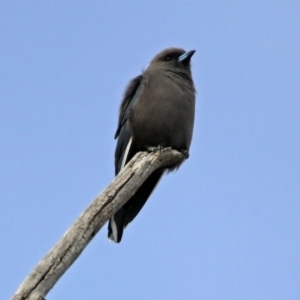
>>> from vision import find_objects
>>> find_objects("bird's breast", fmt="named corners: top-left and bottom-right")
top-left (128, 72), bottom-right (195, 151)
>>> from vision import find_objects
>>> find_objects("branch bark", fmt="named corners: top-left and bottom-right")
top-left (11, 148), bottom-right (185, 300)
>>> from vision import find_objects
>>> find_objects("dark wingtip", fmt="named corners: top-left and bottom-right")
top-left (108, 222), bottom-right (123, 243)
top-left (108, 210), bottom-right (126, 243)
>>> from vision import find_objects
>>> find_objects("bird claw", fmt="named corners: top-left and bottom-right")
top-left (147, 146), bottom-right (189, 159)
top-left (147, 145), bottom-right (165, 152)
top-left (180, 149), bottom-right (189, 159)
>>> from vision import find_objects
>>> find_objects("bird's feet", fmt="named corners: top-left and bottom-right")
top-left (147, 145), bottom-right (189, 159)
top-left (147, 145), bottom-right (165, 152)
top-left (179, 149), bottom-right (189, 159)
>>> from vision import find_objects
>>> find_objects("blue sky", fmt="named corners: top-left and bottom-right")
top-left (1, 1), bottom-right (300, 299)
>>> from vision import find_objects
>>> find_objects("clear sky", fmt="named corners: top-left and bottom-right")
top-left (1, 1), bottom-right (300, 299)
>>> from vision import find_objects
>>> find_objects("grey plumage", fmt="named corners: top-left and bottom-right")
top-left (108, 47), bottom-right (196, 243)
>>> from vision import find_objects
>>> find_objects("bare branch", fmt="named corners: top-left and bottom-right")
top-left (11, 148), bottom-right (185, 300)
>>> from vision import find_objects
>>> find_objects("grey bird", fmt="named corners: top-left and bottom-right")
top-left (108, 47), bottom-right (196, 243)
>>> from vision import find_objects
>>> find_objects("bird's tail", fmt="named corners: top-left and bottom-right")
top-left (108, 171), bottom-right (163, 243)
top-left (108, 207), bottom-right (127, 243)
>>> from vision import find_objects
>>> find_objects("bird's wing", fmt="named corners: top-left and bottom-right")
top-left (109, 75), bottom-right (145, 242)
top-left (115, 75), bottom-right (143, 139)
top-left (114, 74), bottom-right (143, 175)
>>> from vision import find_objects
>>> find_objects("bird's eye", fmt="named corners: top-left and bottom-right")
top-left (165, 56), bottom-right (171, 61)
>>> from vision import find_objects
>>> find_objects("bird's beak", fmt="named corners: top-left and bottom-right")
top-left (178, 50), bottom-right (196, 63)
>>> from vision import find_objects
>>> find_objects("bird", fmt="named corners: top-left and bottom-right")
top-left (108, 47), bottom-right (196, 243)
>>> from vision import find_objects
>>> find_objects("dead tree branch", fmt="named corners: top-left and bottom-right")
top-left (11, 148), bottom-right (185, 300)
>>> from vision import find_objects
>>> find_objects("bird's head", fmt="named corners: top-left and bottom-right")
top-left (148, 48), bottom-right (196, 74)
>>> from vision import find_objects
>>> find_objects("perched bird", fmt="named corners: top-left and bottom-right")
top-left (108, 47), bottom-right (196, 243)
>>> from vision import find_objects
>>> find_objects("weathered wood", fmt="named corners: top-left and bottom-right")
top-left (11, 148), bottom-right (185, 300)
